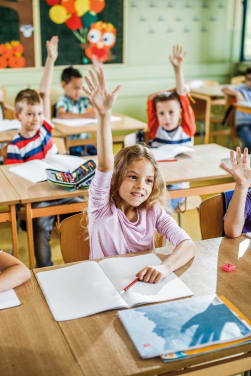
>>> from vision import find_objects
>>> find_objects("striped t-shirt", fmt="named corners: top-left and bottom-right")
top-left (5, 120), bottom-right (58, 164)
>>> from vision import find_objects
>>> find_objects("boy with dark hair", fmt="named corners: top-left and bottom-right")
top-left (55, 65), bottom-right (96, 156)
top-left (5, 37), bottom-right (83, 267)
top-left (222, 67), bottom-right (251, 151)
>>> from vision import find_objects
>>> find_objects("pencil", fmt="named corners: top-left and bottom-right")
top-left (188, 94), bottom-right (196, 104)
top-left (120, 278), bottom-right (139, 294)
top-left (158, 159), bottom-right (178, 162)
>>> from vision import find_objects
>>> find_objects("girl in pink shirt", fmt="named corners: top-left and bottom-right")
top-left (83, 58), bottom-right (195, 283)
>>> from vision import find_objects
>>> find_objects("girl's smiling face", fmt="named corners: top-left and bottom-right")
top-left (118, 158), bottom-right (154, 210)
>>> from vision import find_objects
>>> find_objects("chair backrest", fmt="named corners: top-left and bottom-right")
top-left (59, 212), bottom-right (90, 263)
top-left (52, 137), bottom-right (66, 154)
top-left (59, 212), bottom-right (165, 263)
top-left (231, 75), bottom-right (245, 85)
top-left (199, 194), bottom-right (224, 239)
top-left (0, 144), bottom-right (8, 164)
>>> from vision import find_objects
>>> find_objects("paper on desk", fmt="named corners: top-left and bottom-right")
top-left (150, 145), bottom-right (195, 161)
top-left (0, 120), bottom-right (21, 132)
top-left (0, 289), bottom-right (21, 310)
top-left (53, 116), bottom-right (121, 127)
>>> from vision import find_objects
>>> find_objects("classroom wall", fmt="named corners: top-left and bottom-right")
top-left (0, 0), bottom-right (243, 122)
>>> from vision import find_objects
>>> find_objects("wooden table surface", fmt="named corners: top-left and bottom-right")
top-left (0, 168), bottom-right (20, 206)
top-left (235, 102), bottom-right (251, 114)
top-left (30, 237), bottom-right (251, 376)
top-left (53, 114), bottom-right (146, 136)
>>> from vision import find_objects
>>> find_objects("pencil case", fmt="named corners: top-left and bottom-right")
top-left (45, 159), bottom-right (96, 189)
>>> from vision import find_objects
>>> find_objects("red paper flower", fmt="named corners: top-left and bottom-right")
top-left (45, 0), bottom-right (60, 5)
top-left (61, 0), bottom-right (75, 14)
top-left (90, 0), bottom-right (105, 13)
top-left (66, 13), bottom-right (83, 30)
top-left (0, 44), bottom-right (7, 55)
top-left (8, 56), bottom-right (26, 68)
top-left (0, 56), bottom-right (7, 69)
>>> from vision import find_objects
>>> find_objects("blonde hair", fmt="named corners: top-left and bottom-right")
top-left (110, 144), bottom-right (166, 209)
top-left (15, 89), bottom-right (43, 113)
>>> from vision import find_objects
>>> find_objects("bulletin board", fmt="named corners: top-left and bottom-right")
top-left (39, 0), bottom-right (124, 66)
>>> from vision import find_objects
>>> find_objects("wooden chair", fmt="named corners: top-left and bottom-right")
top-left (199, 194), bottom-right (224, 239)
top-left (52, 137), bottom-right (66, 154)
top-left (59, 212), bottom-right (165, 263)
top-left (231, 75), bottom-right (245, 85)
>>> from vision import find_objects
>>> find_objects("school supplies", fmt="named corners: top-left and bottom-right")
top-left (118, 295), bottom-right (251, 359)
top-left (35, 253), bottom-right (193, 321)
top-left (52, 115), bottom-right (121, 127)
top-left (150, 145), bottom-right (195, 162)
top-left (0, 289), bottom-right (21, 310)
top-left (46, 159), bottom-right (96, 189)
top-left (8, 154), bottom-right (88, 183)
top-left (120, 278), bottom-right (139, 294)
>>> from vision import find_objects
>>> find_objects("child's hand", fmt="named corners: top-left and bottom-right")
top-left (169, 44), bottom-right (186, 69)
top-left (136, 264), bottom-right (171, 284)
top-left (82, 57), bottom-right (121, 115)
top-left (46, 36), bottom-right (58, 62)
top-left (220, 147), bottom-right (251, 186)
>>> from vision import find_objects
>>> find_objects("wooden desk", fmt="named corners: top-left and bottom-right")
top-left (30, 237), bottom-right (251, 376)
top-left (160, 144), bottom-right (235, 198)
top-left (53, 114), bottom-right (146, 152)
top-left (0, 274), bottom-right (83, 376)
top-left (190, 86), bottom-right (225, 144)
top-left (235, 102), bottom-right (251, 114)
top-left (0, 169), bottom-right (19, 258)
top-left (1, 165), bottom-right (88, 269)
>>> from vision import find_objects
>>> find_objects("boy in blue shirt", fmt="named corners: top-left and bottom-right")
top-left (55, 66), bottom-right (97, 156)
top-left (222, 67), bottom-right (251, 151)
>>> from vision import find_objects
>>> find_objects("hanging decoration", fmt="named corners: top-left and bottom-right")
top-left (46, 0), bottom-right (116, 62)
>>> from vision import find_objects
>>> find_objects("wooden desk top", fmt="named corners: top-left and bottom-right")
top-left (0, 273), bottom-right (83, 376)
top-left (53, 114), bottom-right (146, 136)
top-left (0, 168), bottom-right (20, 205)
top-left (159, 143), bottom-right (232, 184)
top-left (1, 165), bottom-right (89, 204)
top-left (235, 102), bottom-right (251, 114)
top-left (190, 86), bottom-right (225, 97)
top-left (31, 237), bottom-right (251, 376)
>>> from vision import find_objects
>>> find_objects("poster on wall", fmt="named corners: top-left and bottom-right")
top-left (40, 0), bottom-right (123, 66)
top-left (0, 0), bottom-right (35, 69)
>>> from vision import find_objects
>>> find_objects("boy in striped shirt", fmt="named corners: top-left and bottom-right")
top-left (5, 36), bottom-right (83, 267)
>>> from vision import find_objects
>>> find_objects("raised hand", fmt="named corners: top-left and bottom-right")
top-left (169, 44), bottom-right (186, 69)
top-left (46, 35), bottom-right (58, 62)
top-left (82, 57), bottom-right (121, 115)
top-left (220, 147), bottom-right (251, 186)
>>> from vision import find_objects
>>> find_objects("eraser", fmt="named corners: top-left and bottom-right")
top-left (222, 263), bottom-right (236, 272)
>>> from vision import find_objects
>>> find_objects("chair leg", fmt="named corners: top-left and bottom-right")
top-left (177, 211), bottom-right (181, 227)
top-left (244, 371), bottom-right (251, 376)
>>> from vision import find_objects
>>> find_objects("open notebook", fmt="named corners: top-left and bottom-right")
top-left (35, 253), bottom-right (193, 322)
top-left (9, 154), bottom-right (86, 183)
top-left (0, 120), bottom-right (21, 132)
top-left (118, 295), bottom-right (251, 359)
top-left (52, 115), bottom-right (121, 127)
top-left (150, 145), bottom-right (195, 161)
top-left (0, 289), bottom-right (21, 310)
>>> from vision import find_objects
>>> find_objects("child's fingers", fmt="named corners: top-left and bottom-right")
top-left (219, 162), bottom-right (232, 174)
top-left (243, 147), bottom-right (249, 166)
top-left (89, 70), bottom-right (98, 89)
top-left (236, 147), bottom-right (242, 164)
top-left (82, 85), bottom-right (91, 97)
top-left (84, 75), bottom-right (95, 92)
top-left (111, 84), bottom-right (121, 99)
top-left (230, 150), bottom-right (236, 165)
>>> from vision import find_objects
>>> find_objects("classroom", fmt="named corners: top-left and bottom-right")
top-left (0, 0), bottom-right (251, 375)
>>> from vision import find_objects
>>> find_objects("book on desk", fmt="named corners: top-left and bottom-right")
top-left (35, 253), bottom-right (193, 322)
top-left (150, 145), bottom-right (195, 162)
top-left (118, 294), bottom-right (251, 359)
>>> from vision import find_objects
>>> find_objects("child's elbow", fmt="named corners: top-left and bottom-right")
top-left (22, 266), bottom-right (31, 283)
top-left (224, 228), bottom-right (242, 238)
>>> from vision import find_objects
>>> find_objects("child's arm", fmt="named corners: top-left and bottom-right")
top-left (0, 251), bottom-right (30, 291)
top-left (82, 58), bottom-right (121, 172)
top-left (39, 36), bottom-right (58, 120)
top-left (169, 44), bottom-right (186, 96)
top-left (222, 87), bottom-right (245, 102)
top-left (220, 147), bottom-right (251, 237)
top-left (136, 239), bottom-right (196, 283)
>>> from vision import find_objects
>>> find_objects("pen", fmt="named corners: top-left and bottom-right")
top-left (188, 93), bottom-right (196, 104)
top-left (120, 278), bottom-right (139, 294)
top-left (158, 159), bottom-right (178, 162)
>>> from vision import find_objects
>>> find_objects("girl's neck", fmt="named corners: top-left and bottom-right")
top-left (118, 202), bottom-right (138, 222)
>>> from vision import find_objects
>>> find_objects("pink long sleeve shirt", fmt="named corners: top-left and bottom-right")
top-left (88, 170), bottom-right (191, 259)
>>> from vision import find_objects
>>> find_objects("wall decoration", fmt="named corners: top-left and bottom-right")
top-left (0, 1), bottom-right (34, 68)
top-left (40, 0), bottom-right (123, 65)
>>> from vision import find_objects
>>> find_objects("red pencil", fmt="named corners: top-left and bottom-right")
top-left (158, 159), bottom-right (178, 162)
top-left (120, 278), bottom-right (139, 294)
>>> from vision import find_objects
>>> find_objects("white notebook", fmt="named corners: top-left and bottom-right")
top-left (150, 145), bottom-right (195, 161)
top-left (9, 154), bottom-right (86, 183)
top-left (52, 116), bottom-right (121, 127)
top-left (0, 289), bottom-right (21, 310)
top-left (0, 120), bottom-right (21, 132)
top-left (35, 253), bottom-right (193, 321)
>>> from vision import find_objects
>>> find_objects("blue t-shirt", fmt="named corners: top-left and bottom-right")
top-left (224, 190), bottom-right (251, 233)
top-left (234, 84), bottom-right (251, 127)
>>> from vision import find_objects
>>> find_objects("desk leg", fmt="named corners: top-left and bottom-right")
top-left (25, 203), bottom-right (35, 269)
top-left (10, 204), bottom-right (18, 259)
top-left (204, 98), bottom-right (211, 144)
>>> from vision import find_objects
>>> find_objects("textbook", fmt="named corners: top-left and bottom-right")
top-left (0, 119), bottom-right (21, 132)
top-left (35, 253), bottom-right (193, 322)
top-left (9, 154), bottom-right (86, 183)
top-left (52, 115), bottom-right (121, 127)
top-left (0, 289), bottom-right (21, 310)
top-left (118, 295), bottom-right (251, 359)
top-left (150, 145), bottom-right (195, 162)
